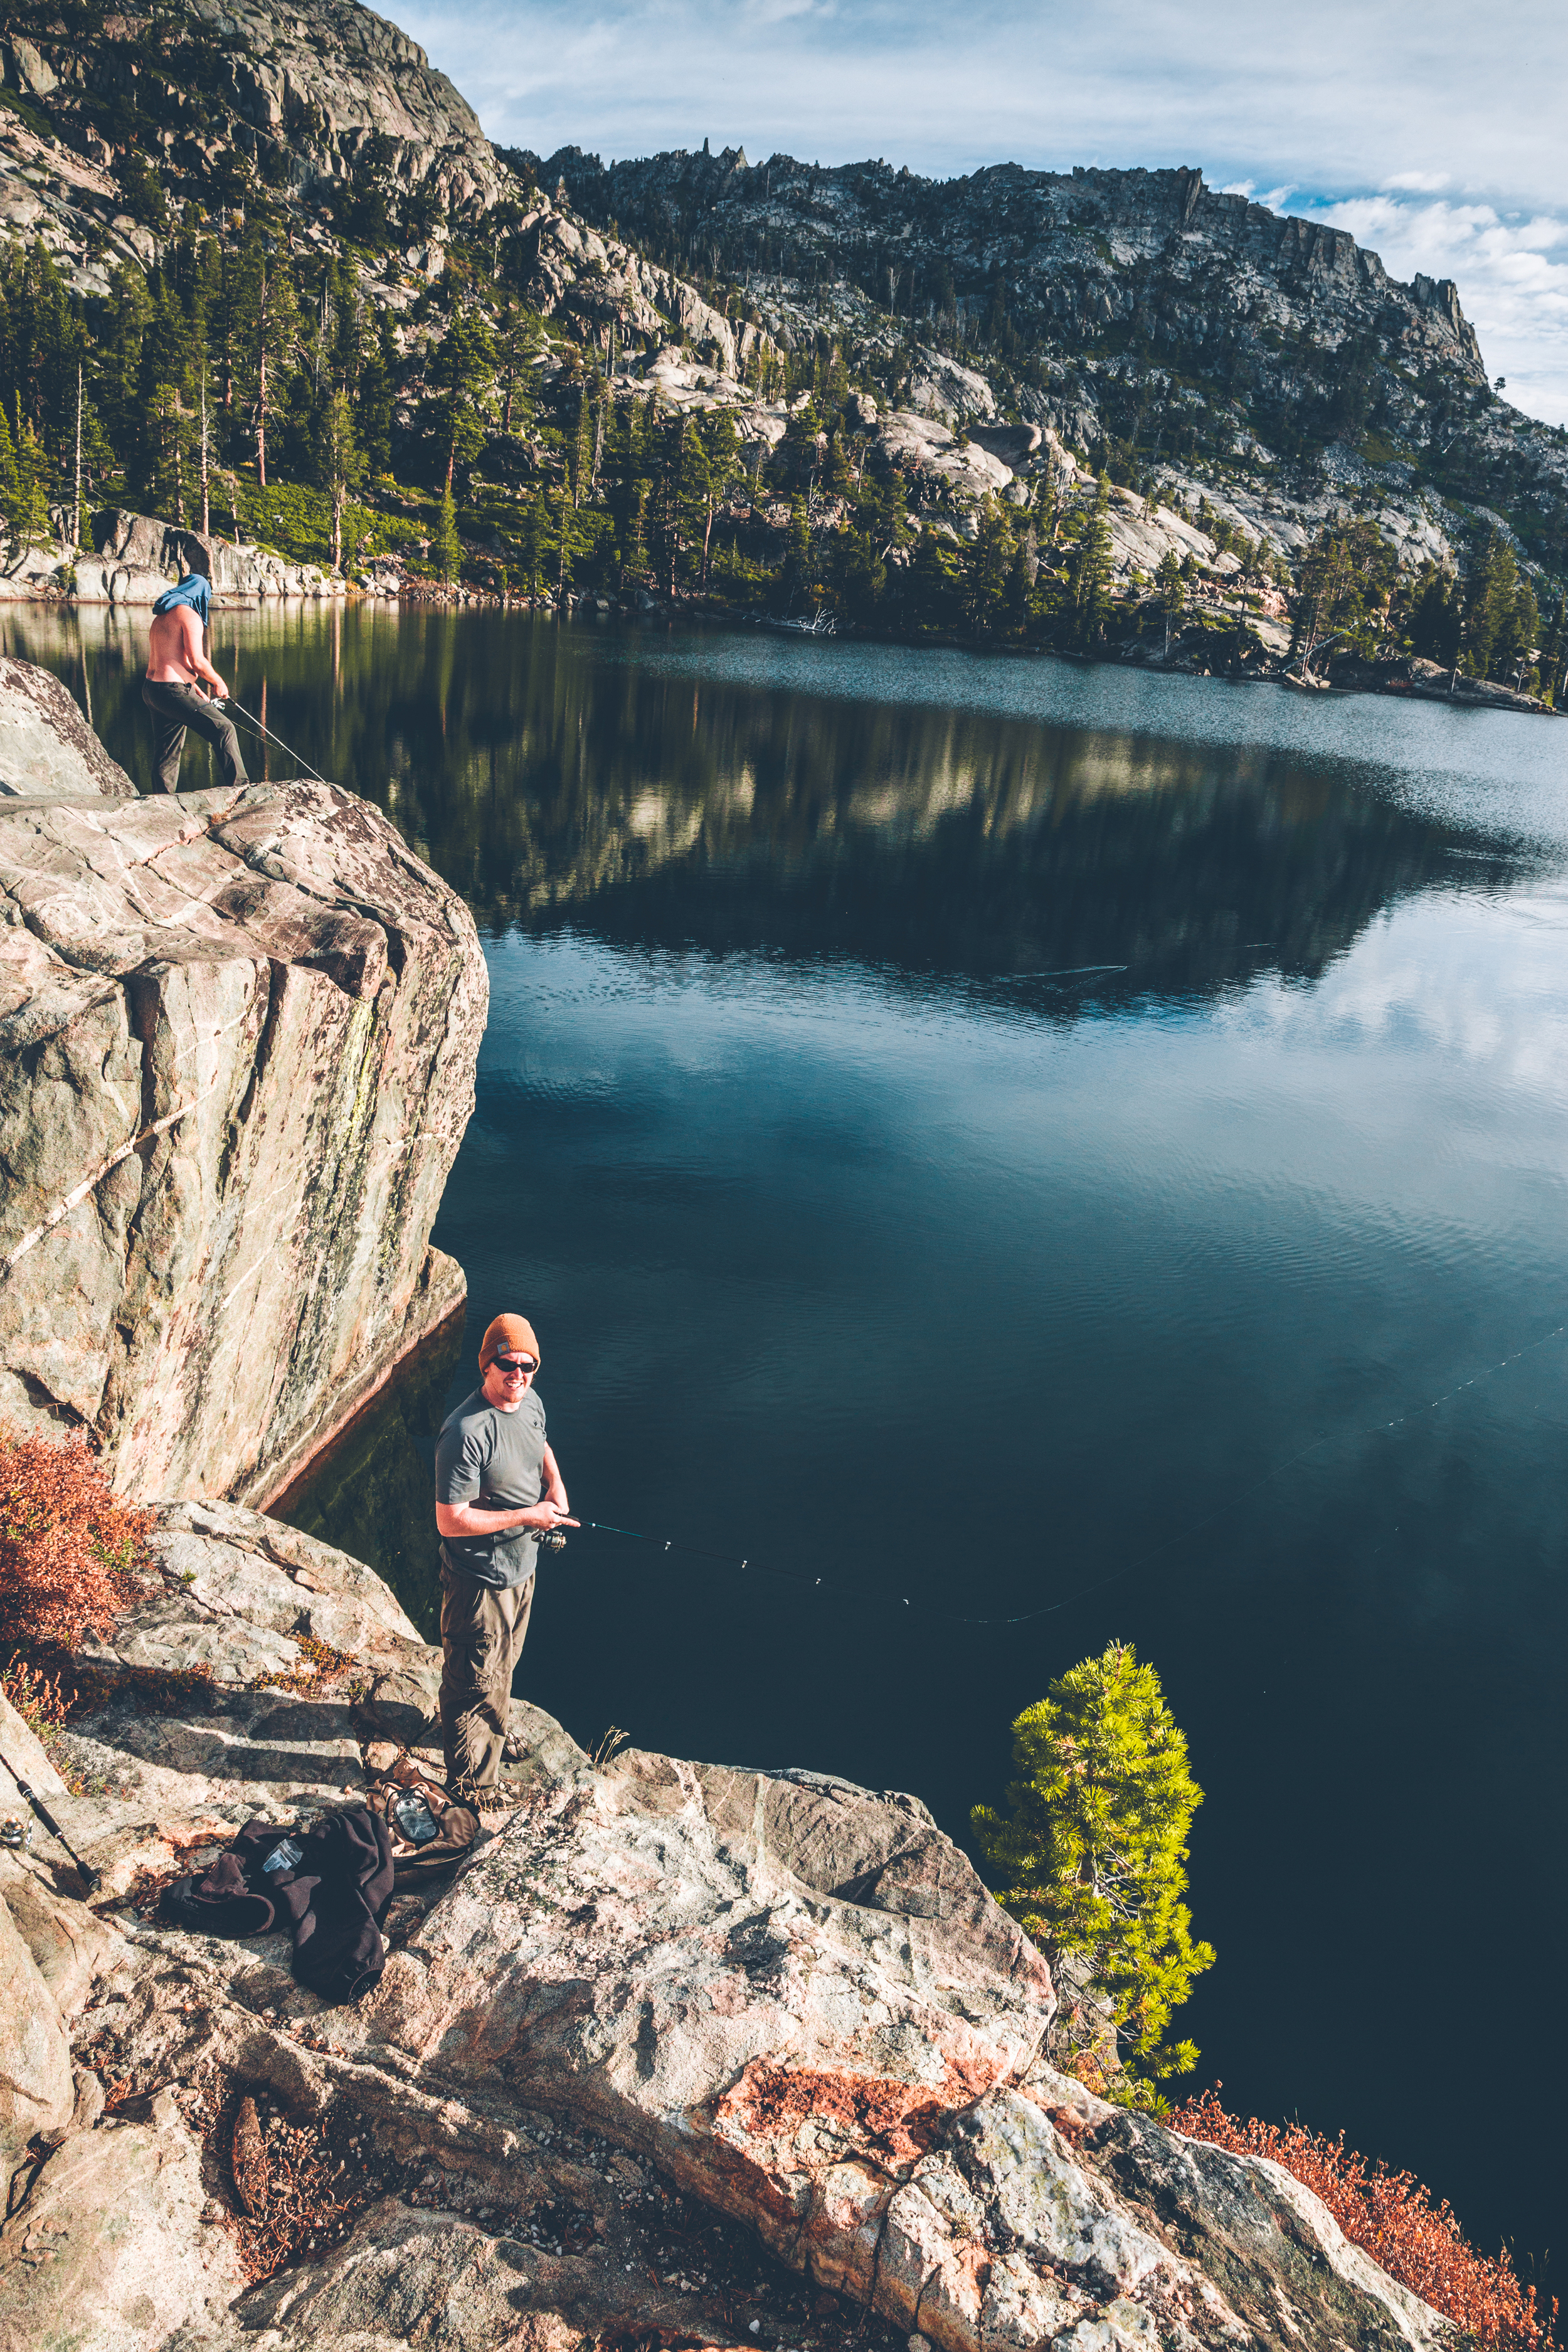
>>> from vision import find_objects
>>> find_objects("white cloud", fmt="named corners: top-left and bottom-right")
top-left (1305, 194), bottom-right (1568, 426)
top-left (1222, 179), bottom-right (1295, 211)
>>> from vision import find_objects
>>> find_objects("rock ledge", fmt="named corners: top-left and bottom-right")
top-left (0, 1515), bottom-right (1451, 2352)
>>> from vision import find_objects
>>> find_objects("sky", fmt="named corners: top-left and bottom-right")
top-left (395, 0), bottom-right (1568, 427)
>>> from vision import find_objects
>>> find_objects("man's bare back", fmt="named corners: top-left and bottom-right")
top-left (141, 583), bottom-right (246, 793)
top-left (147, 602), bottom-right (228, 700)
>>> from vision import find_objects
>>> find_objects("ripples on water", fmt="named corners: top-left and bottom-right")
top-left (6, 604), bottom-right (1566, 2286)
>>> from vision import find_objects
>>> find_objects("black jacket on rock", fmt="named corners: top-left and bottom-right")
top-left (163, 1804), bottom-right (396, 2005)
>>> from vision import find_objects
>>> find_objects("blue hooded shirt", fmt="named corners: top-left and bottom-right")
top-left (152, 575), bottom-right (212, 625)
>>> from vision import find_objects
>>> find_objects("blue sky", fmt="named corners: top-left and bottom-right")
top-left (398, 0), bottom-right (1568, 426)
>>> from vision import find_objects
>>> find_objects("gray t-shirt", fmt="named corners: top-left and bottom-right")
top-left (434, 1385), bottom-right (548, 1589)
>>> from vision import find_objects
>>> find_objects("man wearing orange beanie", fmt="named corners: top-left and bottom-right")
top-left (433, 1312), bottom-right (577, 1798)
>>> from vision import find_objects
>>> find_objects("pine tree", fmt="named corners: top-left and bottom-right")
top-left (144, 380), bottom-right (194, 526)
top-left (517, 487), bottom-right (549, 597)
top-left (316, 386), bottom-right (366, 571)
top-left (1156, 546), bottom-right (1185, 656)
top-left (694, 408), bottom-right (741, 589)
top-left (1290, 520), bottom-right (1392, 677)
top-left (1492, 573), bottom-right (1540, 691)
top-left (4, 396), bottom-right (51, 550)
top-left (433, 484), bottom-right (462, 584)
top-left (961, 502), bottom-right (1016, 638)
top-left (972, 1641), bottom-right (1214, 2099)
top-left (495, 299), bottom-right (538, 439)
top-left (779, 491), bottom-right (812, 612)
top-left (355, 312), bottom-right (397, 478)
top-left (569, 382), bottom-right (593, 509)
top-left (0, 403), bottom-right (19, 553)
top-left (428, 305), bottom-right (495, 493)
top-left (233, 231), bottom-right (300, 488)
top-left (1542, 592), bottom-right (1568, 709)
top-left (1405, 563), bottom-right (1459, 666)
top-left (1069, 473), bottom-right (1113, 648)
top-left (906, 526), bottom-right (958, 633)
top-left (829, 522), bottom-right (885, 622)
top-left (1458, 528), bottom-right (1518, 681)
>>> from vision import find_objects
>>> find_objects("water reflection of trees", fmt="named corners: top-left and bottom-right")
top-left (1, 607), bottom-right (1517, 1004)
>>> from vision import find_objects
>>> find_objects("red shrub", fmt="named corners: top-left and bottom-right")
top-left (0, 1653), bottom-right (76, 1731)
top-left (1170, 2087), bottom-right (1557, 2352)
top-left (0, 1422), bottom-right (151, 1652)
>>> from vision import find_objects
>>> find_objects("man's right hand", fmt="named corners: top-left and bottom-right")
top-left (520, 1500), bottom-right (579, 1532)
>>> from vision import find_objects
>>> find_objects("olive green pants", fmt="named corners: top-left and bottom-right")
top-left (438, 1566), bottom-right (534, 1794)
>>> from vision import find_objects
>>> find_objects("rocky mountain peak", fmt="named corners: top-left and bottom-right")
top-left (2, 0), bottom-right (508, 226)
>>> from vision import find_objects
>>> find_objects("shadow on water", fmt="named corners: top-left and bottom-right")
top-left (265, 1314), bottom-right (465, 1646)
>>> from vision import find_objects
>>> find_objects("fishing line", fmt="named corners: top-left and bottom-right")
top-left (993, 964), bottom-right (1129, 983)
top-left (575, 1313), bottom-right (1568, 1631)
top-left (221, 698), bottom-right (330, 786)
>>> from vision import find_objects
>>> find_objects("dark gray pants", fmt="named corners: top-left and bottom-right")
top-left (438, 1566), bottom-right (534, 1794)
top-left (140, 679), bottom-right (248, 793)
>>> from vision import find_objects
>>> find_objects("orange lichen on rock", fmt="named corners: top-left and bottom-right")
top-left (715, 2058), bottom-right (994, 2171)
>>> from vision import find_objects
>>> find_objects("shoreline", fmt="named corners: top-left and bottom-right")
top-left (3, 564), bottom-right (1554, 719)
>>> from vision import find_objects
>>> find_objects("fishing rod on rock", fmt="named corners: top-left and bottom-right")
top-left (0, 1749), bottom-right (100, 1892)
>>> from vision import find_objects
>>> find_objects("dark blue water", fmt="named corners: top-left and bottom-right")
top-left (9, 602), bottom-right (1566, 2290)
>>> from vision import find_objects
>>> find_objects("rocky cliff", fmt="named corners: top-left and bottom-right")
top-left (514, 199), bottom-right (775, 381)
top-left (538, 146), bottom-right (1568, 588)
top-left (551, 147), bottom-right (1486, 391)
top-left (3, 0), bottom-right (504, 243)
top-left (0, 1506), bottom-right (1451, 2352)
top-left (0, 752), bottom-right (486, 1501)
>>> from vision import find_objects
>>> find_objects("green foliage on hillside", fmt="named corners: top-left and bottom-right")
top-left (0, 168), bottom-right (1557, 695)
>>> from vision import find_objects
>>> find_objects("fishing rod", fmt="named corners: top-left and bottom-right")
top-left (218, 696), bottom-right (331, 787)
top-left (561, 1309), bottom-right (1568, 1631)
top-left (0, 1750), bottom-right (100, 1893)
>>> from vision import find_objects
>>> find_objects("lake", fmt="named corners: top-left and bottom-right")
top-left (8, 599), bottom-right (1566, 2291)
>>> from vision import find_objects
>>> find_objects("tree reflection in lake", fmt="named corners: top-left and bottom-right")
top-left (3, 603), bottom-right (1527, 1007)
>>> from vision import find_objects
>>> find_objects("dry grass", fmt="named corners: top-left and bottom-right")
top-left (0, 1421), bottom-right (151, 1651)
top-left (198, 2082), bottom-right (374, 2282)
top-left (1170, 2087), bottom-right (1557, 2352)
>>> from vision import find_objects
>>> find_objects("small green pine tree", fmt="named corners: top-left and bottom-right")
top-left (972, 1641), bottom-right (1214, 2100)
top-left (1157, 546), bottom-right (1186, 655)
top-left (433, 486), bottom-right (462, 585)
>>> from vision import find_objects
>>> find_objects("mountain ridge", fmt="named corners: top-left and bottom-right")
top-left (0, 0), bottom-right (1562, 687)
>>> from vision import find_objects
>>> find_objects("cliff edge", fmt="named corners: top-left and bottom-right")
top-left (0, 767), bottom-right (487, 1501)
top-left (0, 1509), bottom-right (1449, 2352)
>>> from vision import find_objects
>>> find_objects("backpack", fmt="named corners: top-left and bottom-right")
top-left (366, 1757), bottom-right (480, 1885)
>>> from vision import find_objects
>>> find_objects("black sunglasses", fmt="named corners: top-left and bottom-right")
top-left (495, 1354), bottom-right (538, 1374)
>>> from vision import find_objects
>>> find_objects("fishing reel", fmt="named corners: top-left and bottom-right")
top-left (538, 1527), bottom-right (569, 1552)
top-left (1, 1815), bottom-right (32, 1852)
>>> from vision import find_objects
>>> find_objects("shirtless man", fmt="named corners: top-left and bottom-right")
top-left (141, 573), bottom-right (248, 794)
